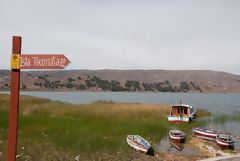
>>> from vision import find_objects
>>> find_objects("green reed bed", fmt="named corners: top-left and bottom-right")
top-left (0, 94), bottom-right (208, 160)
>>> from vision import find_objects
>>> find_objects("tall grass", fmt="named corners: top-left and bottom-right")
top-left (194, 109), bottom-right (212, 118)
top-left (0, 94), bottom-right (207, 160)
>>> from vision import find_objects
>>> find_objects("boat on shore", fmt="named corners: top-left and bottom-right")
top-left (169, 130), bottom-right (186, 143)
top-left (192, 127), bottom-right (222, 138)
top-left (216, 134), bottom-right (234, 149)
top-left (126, 135), bottom-right (154, 156)
top-left (168, 102), bottom-right (195, 123)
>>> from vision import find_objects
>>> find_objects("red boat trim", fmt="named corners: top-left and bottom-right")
top-left (193, 129), bottom-right (218, 138)
top-left (192, 128), bottom-right (219, 134)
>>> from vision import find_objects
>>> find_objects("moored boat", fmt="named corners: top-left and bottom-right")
top-left (192, 127), bottom-right (222, 138)
top-left (168, 103), bottom-right (195, 123)
top-left (169, 130), bottom-right (186, 143)
top-left (126, 135), bottom-right (154, 156)
top-left (216, 134), bottom-right (234, 149)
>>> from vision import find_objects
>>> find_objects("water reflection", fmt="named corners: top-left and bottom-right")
top-left (235, 139), bottom-right (240, 150)
top-left (169, 139), bottom-right (184, 151)
top-left (194, 134), bottom-right (216, 142)
top-left (156, 136), bottom-right (196, 155)
top-left (218, 144), bottom-right (234, 150)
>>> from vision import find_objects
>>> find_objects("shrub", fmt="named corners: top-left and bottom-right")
top-left (179, 81), bottom-right (189, 91)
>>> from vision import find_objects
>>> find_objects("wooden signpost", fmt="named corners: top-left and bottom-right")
top-left (7, 36), bottom-right (21, 161)
top-left (7, 36), bottom-right (70, 161)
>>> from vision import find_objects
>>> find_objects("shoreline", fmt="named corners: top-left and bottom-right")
top-left (200, 154), bottom-right (240, 161)
top-left (1, 90), bottom-right (240, 94)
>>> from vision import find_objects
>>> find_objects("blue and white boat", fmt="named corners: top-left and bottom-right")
top-left (126, 135), bottom-right (154, 156)
top-left (216, 134), bottom-right (234, 149)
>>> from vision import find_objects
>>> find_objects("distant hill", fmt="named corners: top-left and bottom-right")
top-left (1, 69), bottom-right (240, 93)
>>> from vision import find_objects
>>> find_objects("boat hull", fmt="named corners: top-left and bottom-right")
top-left (192, 128), bottom-right (219, 139)
top-left (169, 130), bottom-right (186, 143)
top-left (168, 116), bottom-right (190, 123)
top-left (126, 135), bottom-right (154, 156)
top-left (169, 135), bottom-right (186, 143)
top-left (216, 139), bottom-right (234, 148)
top-left (126, 137), bottom-right (148, 153)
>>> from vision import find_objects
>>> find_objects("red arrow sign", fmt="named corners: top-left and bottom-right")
top-left (19, 54), bottom-right (70, 69)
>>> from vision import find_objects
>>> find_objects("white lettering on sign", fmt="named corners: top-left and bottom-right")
top-left (19, 56), bottom-right (31, 67)
top-left (32, 57), bottom-right (66, 67)
top-left (19, 55), bottom-right (70, 69)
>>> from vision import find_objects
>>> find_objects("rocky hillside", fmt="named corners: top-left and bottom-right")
top-left (1, 69), bottom-right (240, 93)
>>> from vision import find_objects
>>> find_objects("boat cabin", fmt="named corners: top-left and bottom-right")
top-left (168, 104), bottom-right (195, 123)
top-left (170, 105), bottom-right (193, 117)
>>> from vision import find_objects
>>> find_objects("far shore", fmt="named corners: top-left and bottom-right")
top-left (1, 89), bottom-right (240, 94)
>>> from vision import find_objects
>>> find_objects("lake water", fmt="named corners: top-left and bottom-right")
top-left (1, 91), bottom-right (239, 114)
top-left (1, 91), bottom-right (240, 150)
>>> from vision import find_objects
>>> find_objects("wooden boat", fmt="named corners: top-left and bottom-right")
top-left (168, 102), bottom-right (195, 123)
top-left (126, 135), bottom-right (154, 156)
top-left (192, 127), bottom-right (222, 138)
top-left (216, 134), bottom-right (234, 149)
top-left (169, 130), bottom-right (186, 143)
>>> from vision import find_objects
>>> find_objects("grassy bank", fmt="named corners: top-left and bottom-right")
top-left (0, 94), bottom-right (206, 160)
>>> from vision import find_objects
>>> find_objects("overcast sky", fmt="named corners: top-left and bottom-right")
top-left (0, 0), bottom-right (240, 74)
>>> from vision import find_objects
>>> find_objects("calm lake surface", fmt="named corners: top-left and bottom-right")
top-left (1, 91), bottom-right (240, 150)
top-left (1, 91), bottom-right (240, 114)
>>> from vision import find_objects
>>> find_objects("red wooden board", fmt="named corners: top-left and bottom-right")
top-left (19, 54), bottom-right (70, 69)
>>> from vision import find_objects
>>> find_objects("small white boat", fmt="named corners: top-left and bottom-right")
top-left (169, 130), bottom-right (186, 143)
top-left (126, 135), bottom-right (154, 156)
top-left (168, 102), bottom-right (195, 123)
top-left (216, 134), bottom-right (234, 149)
